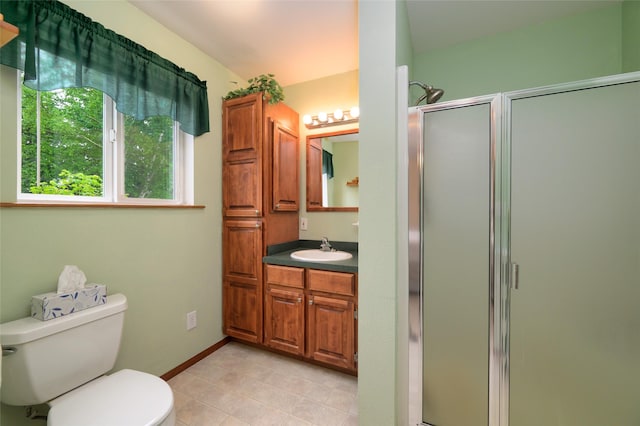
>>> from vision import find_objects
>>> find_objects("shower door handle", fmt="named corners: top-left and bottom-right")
top-left (2, 346), bottom-right (16, 357)
top-left (511, 263), bottom-right (520, 290)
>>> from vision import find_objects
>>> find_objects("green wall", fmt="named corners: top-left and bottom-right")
top-left (358, 1), bottom-right (401, 424)
top-left (413, 3), bottom-right (630, 101)
top-left (396, 0), bottom-right (414, 76)
top-left (622, 0), bottom-right (640, 72)
top-left (331, 141), bottom-right (359, 208)
top-left (0, 1), bottom-right (241, 424)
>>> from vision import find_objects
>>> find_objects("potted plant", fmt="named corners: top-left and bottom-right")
top-left (224, 73), bottom-right (284, 104)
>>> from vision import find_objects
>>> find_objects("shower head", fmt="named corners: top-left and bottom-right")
top-left (425, 87), bottom-right (444, 104)
top-left (409, 81), bottom-right (445, 105)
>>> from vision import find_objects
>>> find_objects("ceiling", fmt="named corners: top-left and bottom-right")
top-left (130, 0), bottom-right (619, 87)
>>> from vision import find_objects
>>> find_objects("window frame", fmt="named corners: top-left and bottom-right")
top-left (15, 71), bottom-right (194, 206)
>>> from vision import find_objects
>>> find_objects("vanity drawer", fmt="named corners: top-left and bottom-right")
top-left (266, 265), bottom-right (304, 288)
top-left (307, 269), bottom-right (356, 296)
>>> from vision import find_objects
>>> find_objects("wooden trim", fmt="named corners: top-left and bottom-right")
top-left (160, 337), bottom-right (231, 381)
top-left (0, 202), bottom-right (205, 209)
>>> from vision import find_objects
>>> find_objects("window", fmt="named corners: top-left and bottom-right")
top-left (18, 74), bottom-right (193, 204)
top-left (3, 1), bottom-right (206, 206)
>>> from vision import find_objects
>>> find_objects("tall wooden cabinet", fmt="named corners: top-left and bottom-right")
top-left (222, 93), bottom-right (299, 343)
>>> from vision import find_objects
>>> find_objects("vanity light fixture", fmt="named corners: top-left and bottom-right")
top-left (303, 106), bottom-right (360, 129)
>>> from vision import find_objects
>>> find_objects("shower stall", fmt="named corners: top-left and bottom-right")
top-left (407, 71), bottom-right (640, 426)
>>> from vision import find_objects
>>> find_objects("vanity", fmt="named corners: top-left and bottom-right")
top-left (263, 240), bottom-right (358, 373)
top-left (221, 92), bottom-right (358, 374)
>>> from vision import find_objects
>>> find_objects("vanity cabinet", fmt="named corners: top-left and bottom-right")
top-left (264, 265), bottom-right (305, 355)
top-left (222, 93), bottom-right (299, 343)
top-left (307, 269), bottom-right (356, 371)
top-left (264, 264), bottom-right (358, 372)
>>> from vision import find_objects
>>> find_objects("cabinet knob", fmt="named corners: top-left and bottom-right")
top-left (297, 297), bottom-right (302, 303)
top-left (275, 203), bottom-right (280, 209)
top-left (308, 298), bottom-right (314, 305)
top-left (255, 210), bottom-right (259, 216)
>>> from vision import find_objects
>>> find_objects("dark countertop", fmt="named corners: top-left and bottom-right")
top-left (263, 240), bottom-right (358, 273)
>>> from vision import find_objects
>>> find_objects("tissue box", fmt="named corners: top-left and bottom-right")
top-left (31, 284), bottom-right (107, 321)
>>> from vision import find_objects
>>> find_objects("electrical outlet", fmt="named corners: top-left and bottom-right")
top-left (300, 217), bottom-right (308, 230)
top-left (186, 311), bottom-right (197, 330)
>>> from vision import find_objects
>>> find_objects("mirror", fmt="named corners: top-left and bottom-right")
top-left (306, 129), bottom-right (358, 212)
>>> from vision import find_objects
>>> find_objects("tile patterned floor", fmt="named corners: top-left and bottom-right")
top-left (168, 342), bottom-right (358, 426)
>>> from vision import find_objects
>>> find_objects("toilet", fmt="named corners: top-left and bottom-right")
top-left (0, 293), bottom-right (175, 426)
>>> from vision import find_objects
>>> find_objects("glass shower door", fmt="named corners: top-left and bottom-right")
top-left (422, 101), bottom-right (493, 426)
top-left (509, 80), bottom-right (640, 425)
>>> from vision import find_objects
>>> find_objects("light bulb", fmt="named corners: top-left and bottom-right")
top-left (303, 114), bottom-right (312, 125)
top-left (333, 109), bottom-right (344, 120)
top-left (350, 106), bottom-right (360, 119)
top-left (318, 112), bottom-right (328, 122)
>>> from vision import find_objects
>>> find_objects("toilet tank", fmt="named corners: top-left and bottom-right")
top-left (0, 293), bottom-right (128, 406)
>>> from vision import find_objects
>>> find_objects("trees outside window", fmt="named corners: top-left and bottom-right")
top-left (20, 81), bottom-right (189, 203)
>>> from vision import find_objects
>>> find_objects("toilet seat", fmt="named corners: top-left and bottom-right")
top-left (47, 369), bottom-right (174, 426)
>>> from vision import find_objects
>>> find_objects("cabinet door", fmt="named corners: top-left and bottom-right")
top-left (264, 286), bottom-right (305, 355)
top-left (307, 295), bottom-right (355, 371)
top-left (306, 137), bottom-right (323, 209)
top-left (223, 157), bottom-right (262, 217)
top-left (271, 119), bottom-right (299, 212)
top-left (223, 219), bottom-right (262, 342)
top-left (223, 93), bottom-right (262, 162)
top-left (224, 281), bottom-right (261, 343)
top-left (223, 94), bottom-right (263, 217)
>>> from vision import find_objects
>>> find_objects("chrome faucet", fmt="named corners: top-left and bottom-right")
top-left (320, 237), bottom-right (333, 252)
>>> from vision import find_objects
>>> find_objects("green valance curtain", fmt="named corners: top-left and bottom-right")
top-left (0, 0), bottom-right (209, 136)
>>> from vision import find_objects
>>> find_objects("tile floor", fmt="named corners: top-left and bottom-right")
top-left (168, 342), bottom-right (358, 426)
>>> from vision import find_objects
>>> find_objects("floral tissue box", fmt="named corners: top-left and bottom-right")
top-left (31, 284), bottom-right (107, 321)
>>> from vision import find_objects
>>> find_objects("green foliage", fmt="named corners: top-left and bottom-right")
top-left (21, 84), bottom-right (176, 200)
top-left (224, 73), bottom-right (284, 104)
top-left (123, 115), bottom-right (174, 199)
top-left (21, 86), bottom-right (103, 193)
top-left (30, 170), bottom-right (103, 196)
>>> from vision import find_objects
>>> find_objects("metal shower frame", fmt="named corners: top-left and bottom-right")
top-left (406, 70), bottom-right (640, 426)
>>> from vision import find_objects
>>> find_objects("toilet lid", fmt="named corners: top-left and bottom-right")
top-left (47, 369), bottom-right (173, 426)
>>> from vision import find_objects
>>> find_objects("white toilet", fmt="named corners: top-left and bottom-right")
top-left (0, 293), bottom-right (175, 426)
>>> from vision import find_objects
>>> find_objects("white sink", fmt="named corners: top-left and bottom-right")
top-left (290, 249), bottom-right (353, 262)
